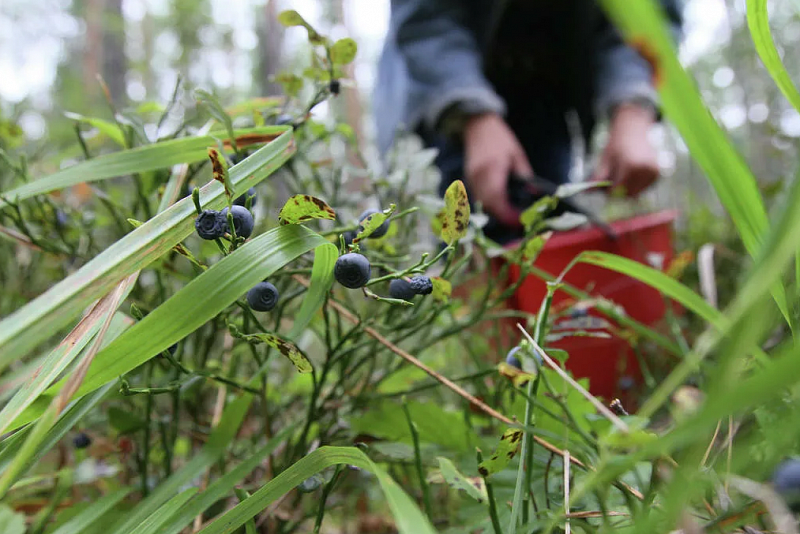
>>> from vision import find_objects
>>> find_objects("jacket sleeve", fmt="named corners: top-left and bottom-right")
top-left (593, 0), bottom-right (685, 121)
top-left (390, 0), bottom-right (505, 135)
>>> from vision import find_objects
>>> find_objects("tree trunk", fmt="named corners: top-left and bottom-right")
top-left (102, 0), bottom-right (127, 106)
top-left (255, 0), bottom-right (284, 96)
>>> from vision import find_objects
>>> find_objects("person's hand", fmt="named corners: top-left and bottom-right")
top-left (592, 102), bottom-right (660, 197)
top-left (463, 113), bottom-right (533, 227)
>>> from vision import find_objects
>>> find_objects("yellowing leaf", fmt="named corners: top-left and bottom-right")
top-left (498, 362), bottom-right (535, 388)
top-left (239, 332), bottom-right (312, 373)
top-left (354, 206), bottom-right (393, 243)
top-left (330, 38), bottom-right (358, 65)
top-left (208, 148), bottom-right (233, 198)
top-left (477, 427), bottom-right (523, 477)
top-left (431, 277), bottom-right (451, 304)
top-left (278, 195), bottom-right (336, 225)
top-left (431, 208), bottom-right (446, 239)
top-left (276, 10), bottom-right (324, 43)
top-left (522, 232), bottom-right (551, 262)
top-left (441, 180), bottom-right (470, 244)
top-left (520, 196), bottom-right (558, 231)
top-left (435, 457), bottom-right (488, 503)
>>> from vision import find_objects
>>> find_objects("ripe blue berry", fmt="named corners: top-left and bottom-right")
top-left (334, 253), bottom-right (371, 288)
top-left (247, 281), bottom-right (279, 312)
top-left (329, 80), bottom-right (341, 95)
top-left (409, 275), bottom-right (433, 295)
top-left (505, 347), bottom-right (522, 369)
top-left (221, 205), bottom-right (255, 239)
top-left (55, 209), bottom-right (69, 228)
top-left (275, 114), bottom-right (293, 125)
top-left (195, 210), bottom-right (227, 240)
top-left (343, 230), bottom-right (356, 249)
top-left (358, 209), bottom-right (389, 239)
top-left (73, 432), bottom-right (91, 449)
top-left (233, 187), bottom-right (257, 207)
top-left (389, 278), bottom-right (416, 301)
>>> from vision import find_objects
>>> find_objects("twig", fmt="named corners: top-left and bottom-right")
top-left (519, 325), bottom-right (629, 434)
top-left (700, 420), bottom-right (722, 467)
top-left (564, 450), bottom-right (571, 534)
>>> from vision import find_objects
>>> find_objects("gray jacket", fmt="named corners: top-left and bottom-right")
top-left (373, 0), bottom-right (684, 156)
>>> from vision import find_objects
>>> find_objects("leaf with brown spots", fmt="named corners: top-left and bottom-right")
top-left (278, 194), bottom-right (336, 225)
top-left (434, 457), bottom-right (488, 504)
top-left (498, 361), bottom-right (535, 388)
top-left (477, 427), bottom-right (523, 477)
top-left (441, 180), bottom-right (470, 245)
top-left (207, 147), bottom-right (233, 199)
top-left (430, 208), bottom-right (446, 240)
top-left (238, 332), bottom-right (312, 373)
top-left (353, 206), bottom-right (393, 243)
top-left (430, 277), bottom-right (451, 304)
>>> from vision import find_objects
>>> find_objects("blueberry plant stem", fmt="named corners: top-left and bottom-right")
top-left (313, 465), bottom-right (345, 534)
top-left (403, 397), bottom-right (433, 519)
top-left (478, 449), bottom-right (504, 534)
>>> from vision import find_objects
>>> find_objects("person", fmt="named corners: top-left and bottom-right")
top-left (373, 0), bottom-right (684, 244)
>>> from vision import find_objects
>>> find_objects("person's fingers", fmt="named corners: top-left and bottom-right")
top-left (510, 146), bottom-right (535, 179)
top-left (479, 164), bottom-right (522, 228)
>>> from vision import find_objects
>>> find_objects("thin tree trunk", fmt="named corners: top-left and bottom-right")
top-left (83, 0), bottom-right (104, 102)
top-left (102, 0), bottom-right (127, 106)
top-left (255, 0), bottom-right (284, 96)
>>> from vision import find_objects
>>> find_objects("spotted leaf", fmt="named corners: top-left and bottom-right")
top-left (435, 457), bottom-right (487, 503)
top-left (498, 362), bottom-right (535, 388)
top-left (208, 147), bottom-right (234, 199)
top-left (477, 427), bottom-right (523, 478)
top-left (278, 194), bottom-right (336, 225)
top-left (238, 333), bottom-right (312, 373)
top-left (441, 180), bottom-right (470, 245)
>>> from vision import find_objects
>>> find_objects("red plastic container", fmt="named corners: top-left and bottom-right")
top-left (499, 210), bottom-right (679, 403)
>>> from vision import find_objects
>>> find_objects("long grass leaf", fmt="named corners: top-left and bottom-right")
top-left (50, 487), bottom-right (133, 534)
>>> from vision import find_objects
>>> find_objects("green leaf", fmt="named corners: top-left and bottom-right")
top-left (150, 425), bottom-right (296, 534)
top-left (8, 225), bottom-right (330, 432)
top-left (197, 446), bottom-right (436, 534)
top-left (274, 72), bottom-right (304, 98)
top-left (107, 406), bottom-right (146, 434)
top-left (441, 180), bottom-right (470, 244)
top-left (746, 0), bottom-right (800, 114)
top-left (598, 0), bottom-right (789, 324)
top-left (276, 10), bottom-right (324, 44)
top-left (128, 489), bottom-right (198, 534)
top-left (431, 277), bottom-right (451, 304)
top-left (287, 243), bottom-right (337, 340)
top-left (477, 427), bottom-right (523, 478)
top-left (0, 131), bottom-right (294, 367)
top-left (195, 90), bottom-right (237, 147)
top-left (0, 126), bottom-right (288, 207)
top-left (436, 457), bottom-right (488, 503)
top-left (64, 112), bottom-right (126, 147)
top-left (330, 38), bottom-right (358, 65)
top-left (520, 196), bottom-right (558, 231)
top-left (278, 194), bottom-right (336, 225)
top-left (235, 332), bottom-right (312, 373)
top-left (354, 206), bottom-right (393, 242)
top-left (50, 488), bottom-right (132, 534)
top-left (108, 395), bottom-right (253, 534)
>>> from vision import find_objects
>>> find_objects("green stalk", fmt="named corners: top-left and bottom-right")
top-left (403, 397), bottom-right (433, 519)
top-left (478, 449), bottom-right (504, 534)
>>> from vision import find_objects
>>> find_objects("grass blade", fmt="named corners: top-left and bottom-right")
top-left (287, 241), bottom-right (337, 340)
top-left (0, 126), bottom-right (289, 207)
top-left (128, 489), bottom-right (198, 534)
top-left (0, 131), bottom-right (294, 365)
top-left (598, 0), bottom-right (789, 323)
top-left (198, 446), bottom-right (436, 534)
top-left (9, 225), bottom-right (334, 432)
top-left (50, 487), bottom-right (133, 534)
top-left (747, 0), bottom-right (800, 113)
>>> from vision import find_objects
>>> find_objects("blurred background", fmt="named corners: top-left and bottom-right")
top-left (1, 0), bottom-right (799, 230)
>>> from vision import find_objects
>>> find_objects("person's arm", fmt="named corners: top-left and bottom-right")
top-left (593, 0), bottom-right (685, 122)
top-left (390, 0), bottom-right (505, 137)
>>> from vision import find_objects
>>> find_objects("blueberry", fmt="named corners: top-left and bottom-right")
top-left (297, 475), bottom-right (323, 493)
top-left (233, 187), bottom-right (257, 207)
top-left (389, 278), bottom-right (416, 301)
top-left (409, 275), bottom-right (433, 295)
top-left (358, 209), bottom-right (389, 239)
top-left (329, 80), bottom-right (341, 95)
top-left (275, 114), bottom-right (294, 125)
top-left (221, 205), bottom-right (255, 239)
top-left (73, 432), bottom-right (91, 449)
top-left (343, 230), bottom-right (356, 249)
top-left (247, 281), bottom-right (280, 312)
top-left (195, 210), bottom-right (227, 240)
top-left (505, 347), bottom-right (522, 369)
top-left (55, 209), bottom-right (69, 228)
top-left (618, 375), bottom-right (635, 391)
top-left (571, 308), bottom-right (589, 318)
top-left (334, 253), bottom-right (371, 289)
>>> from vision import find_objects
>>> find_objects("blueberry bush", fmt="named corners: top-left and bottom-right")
top-left (1, 1), bottom-right (800, 533)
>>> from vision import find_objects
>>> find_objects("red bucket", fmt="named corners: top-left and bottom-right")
top-left (498, 209), bottom-right (679, 403)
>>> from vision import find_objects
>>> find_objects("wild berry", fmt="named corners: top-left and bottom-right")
top-left (505, 347), bottom-right (522, 369)
top-left (618, 375), bottom-right (635, 391)
top-left (55, 209), bottom-right (69, 228)
top-left (409, 275), bottom-right (433, 295)
top-left (73, 432), bottom-right (91, 449)
top-left (389, 278), bottom-right (416, 301)
top-left (774, 459), bottom-right (800, 496)
top-left (195, 210), bottom-right (227, 240)
top-left (297, 475), bottom-right (323, 493)
top-left (221, 205), bottom-right (255, 239)
top-left (329, 80), bottom-right (341, 95)
top-left (233, 187), bottom-right (257, 207)
top-left (275, 114), bottom-right (293, 125)
top-left (334, 253), bottom-right (371, 289)
top-left (358, 209), bottom-right (389, 239)
top-left (247, 281), bottom-right (280, 312)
